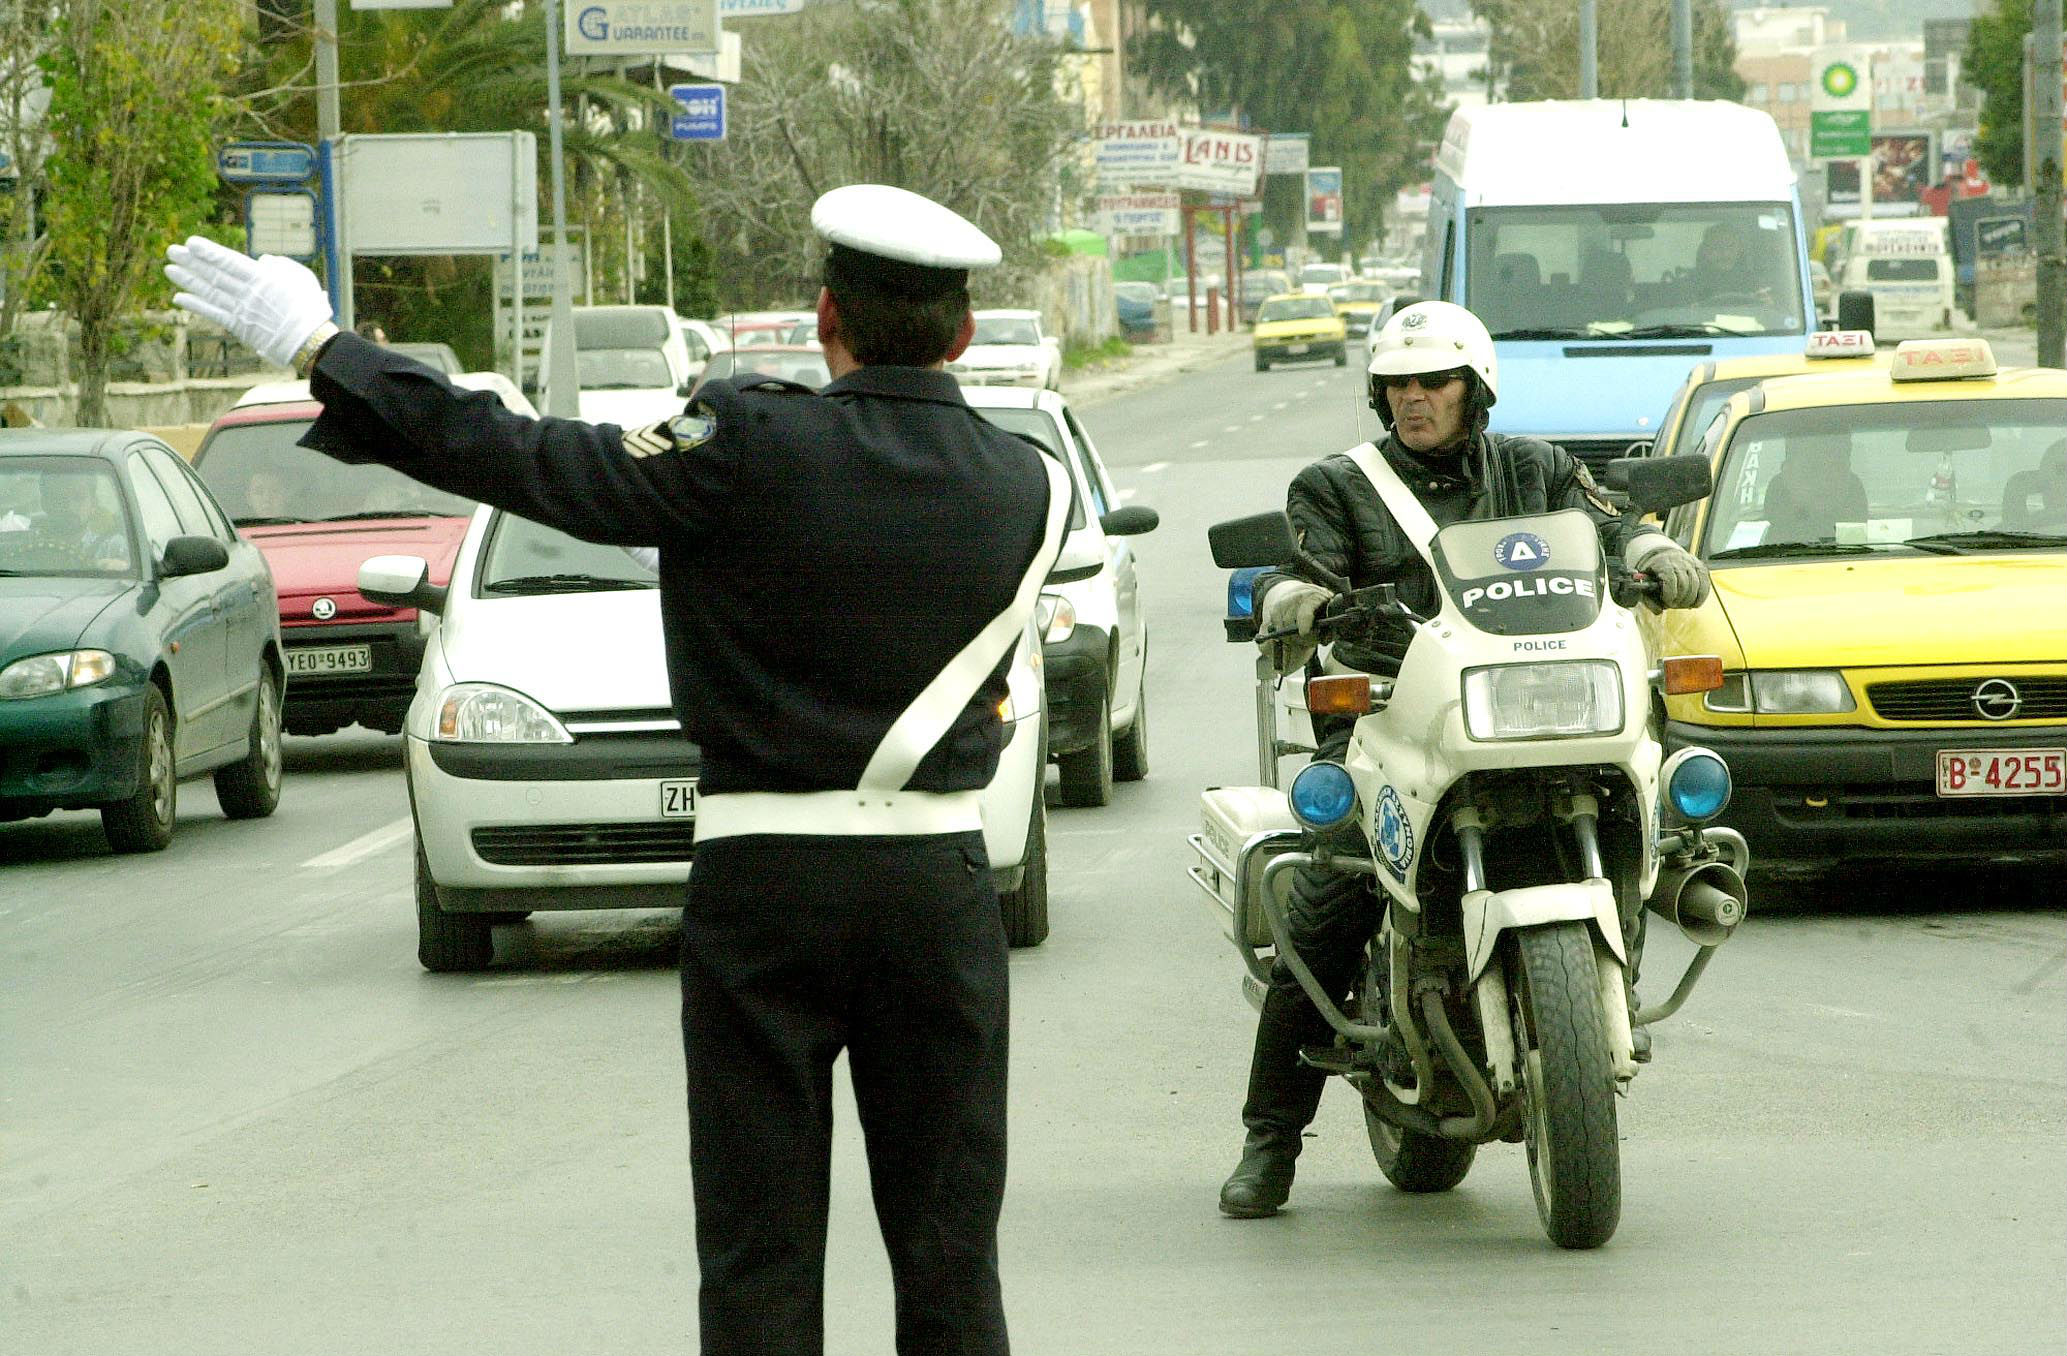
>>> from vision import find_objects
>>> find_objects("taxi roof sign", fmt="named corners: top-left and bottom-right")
top-left (1890, 338), bottom-right (1997, 382)
top-left (1805, 329), bottom-right (1874, 358)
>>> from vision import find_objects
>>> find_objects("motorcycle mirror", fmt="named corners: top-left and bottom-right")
top-left (1207, 511), bottom-right (1298, 569)
top-left (1835, 289), bottom-right (1876, 334)
top-left (1607, 455), bottom-right (1712, 514)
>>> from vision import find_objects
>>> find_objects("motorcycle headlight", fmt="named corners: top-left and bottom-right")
top-left (432, 683), bottom-right (572, 743)
top-left (0, 649), bottom-right (117, 700)
top-left (1289, 762), bottom-right (1358, 831)
top-left (1748, 669), bottom-right (1856, 714)
top-left (1462, 661), bottom-right (1624, 741)
top-left (1034, 592), bottom-right (1077, 644)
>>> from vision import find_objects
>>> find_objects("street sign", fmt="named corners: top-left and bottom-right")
top-left (565, 0), bottom-right (720, 57)
top-left (719, 0), bottom-right (805, 13)
top-left (1096, 192), bottom-right (1180, 237)
top-left (1092, 121), bottom-right (1182, 188)
top-left (1811, 110), bottom-right (1871, 160)
top-left (669, 83), bottom-right (726, 141)
top-left (246, 189), bottom-right (319, 260)
top-left (335, 132), bottom-right (537, 255)
top-left (1265, 133), bottom-right (1310, 177)
top-left (1172, 128), bottom-right (1264, 197)
top-left (218, 141), bottom-right (317, 184)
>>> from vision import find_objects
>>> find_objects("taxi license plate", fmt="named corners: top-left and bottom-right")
top-left (660, 780), bottom-right (699, 818)
top-left (1286, 342), bottom-right (1309, 354)
top-left (286, 645), bottom-right (373, 676)
top-left (1935, 749), bottom-right (2066, 797)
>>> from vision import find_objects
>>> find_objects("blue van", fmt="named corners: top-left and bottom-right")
top-left (1420, 100), bottom-right (1815, 465)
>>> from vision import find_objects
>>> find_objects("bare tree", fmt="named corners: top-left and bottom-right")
top-left (689, 0), bottom-right (1082, 308)
top-left (0, 1), bottom-right (59, 345)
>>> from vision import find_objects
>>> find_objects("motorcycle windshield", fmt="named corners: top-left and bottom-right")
top-left (1431, 509), bottom-right (1605, 636)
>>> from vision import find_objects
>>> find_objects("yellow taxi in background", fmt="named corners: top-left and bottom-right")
top-left (1649, 329), bottom-right (1887, 461)
top-left (1251, 292), bottom-right (1347, 372)
top-left (1326, 280), bottom-right (1389, 337)
top-left (1648, 338), bottom-right (2066, 871)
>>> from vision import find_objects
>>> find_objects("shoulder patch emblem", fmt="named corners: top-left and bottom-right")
top-left (1573, 460), bottom-right (1620, 516)
top-left (669, 410), bottom-right (719, 449)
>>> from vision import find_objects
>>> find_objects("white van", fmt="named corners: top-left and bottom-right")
top-left (1832, 217), bottom-right (1957, 340)
top-left (536, 305), bottom-right (697, 427)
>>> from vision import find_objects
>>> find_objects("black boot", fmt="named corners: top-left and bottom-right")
top-left (1219, 978), bottom-right (1332, 1218)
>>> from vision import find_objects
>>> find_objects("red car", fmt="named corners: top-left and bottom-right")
top-left (189, 373), bottom-right (535, 736)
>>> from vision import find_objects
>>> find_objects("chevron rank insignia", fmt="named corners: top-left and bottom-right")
top-left (622, 405), bottom-right (718, 459)
top-left (621, 421), bottom-right (674, 459)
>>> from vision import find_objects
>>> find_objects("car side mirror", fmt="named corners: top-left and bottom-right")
top-left (158, 535), bottom-right (229, 579)
top-left (358, 553), bottom-right (448, 614)
top-left (1099, 505), bottom-right (1159, 536)
top-left (1606, 456), bottom-right (1712, 514)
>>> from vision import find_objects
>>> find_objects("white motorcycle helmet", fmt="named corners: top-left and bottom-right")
top-left (1365, 300), bottom-right (1499, 432)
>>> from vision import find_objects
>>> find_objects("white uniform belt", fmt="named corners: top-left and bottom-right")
top-left (694, 789), bottom-right (984, 841)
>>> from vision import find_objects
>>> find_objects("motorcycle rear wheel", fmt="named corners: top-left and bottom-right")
top-left (1511, 921), bottom-right (1621, 1249)
top-left (1363, 1100), bottom-right (1476, 1192)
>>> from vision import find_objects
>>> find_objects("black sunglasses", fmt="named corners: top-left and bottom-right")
top-left (1377, 368), bottom-right (1468, 392)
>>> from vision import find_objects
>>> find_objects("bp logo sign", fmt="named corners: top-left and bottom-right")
top-left (1820, 62), bottom-right (1859, 99)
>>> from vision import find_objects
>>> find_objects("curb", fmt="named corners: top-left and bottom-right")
top-left (1064, 331), bottom-right (1254, 408)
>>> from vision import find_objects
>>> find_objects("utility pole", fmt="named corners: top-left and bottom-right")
top-left (542, 0), bottom-right (579, 417)
top-left (1579, 0), bottom-right (1598, 99)
top-left (2036, 0), bottom-right (2064, 368)
top-left (1671, 0), bottom-right (1694, 101)
top-left (314, 0), bottom-right (352, 328)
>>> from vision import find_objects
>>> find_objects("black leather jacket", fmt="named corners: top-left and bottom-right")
top-left (1258, 432), bottom-right (1640, 675)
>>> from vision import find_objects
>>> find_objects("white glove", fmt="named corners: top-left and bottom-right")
top-left (1257, 579), bottom-right (1330, 673)
top-left (165, 236), bottom-right (334, 369)
top-left (1627, 531), bottom-right (1711, 609)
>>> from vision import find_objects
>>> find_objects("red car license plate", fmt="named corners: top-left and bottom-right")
top-left (1935, 749), bottom-right (2066, 797)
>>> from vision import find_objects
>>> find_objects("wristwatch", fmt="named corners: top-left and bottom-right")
top-left (292, 322), bottom-right (341, 380)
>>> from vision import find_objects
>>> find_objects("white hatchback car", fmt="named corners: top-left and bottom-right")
top-left (962, 386), bottom-right (1157, 808)
top-left (952, 310), bottom-right (1063, 390)
top-left (361, 509), bottom-right (1059, 972)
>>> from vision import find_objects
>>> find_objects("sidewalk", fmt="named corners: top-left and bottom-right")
top-left (1063, 322), bottom-right (1254, 408)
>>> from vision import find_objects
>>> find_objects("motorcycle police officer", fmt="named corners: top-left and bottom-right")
top-left (167, 185), bottom-right (1071, 1355)
top-left (1218, 300), bottom-right (1711, 1219)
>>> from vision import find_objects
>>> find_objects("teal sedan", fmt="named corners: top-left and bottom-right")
top-left (0, 430), bottom-right (284, 852)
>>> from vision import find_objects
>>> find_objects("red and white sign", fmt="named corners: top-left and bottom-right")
top-left (1173, 129), bottom-right (1264, 196)
top-left (1937, 749), bottom-right (2065, 797)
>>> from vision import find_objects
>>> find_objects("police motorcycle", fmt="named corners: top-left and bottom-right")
top-left (1188, 454), bottom-right (1750, 1250)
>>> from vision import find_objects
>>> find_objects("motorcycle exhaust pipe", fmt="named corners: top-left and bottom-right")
top-left (1647, 856), bottom-right (1748, 947)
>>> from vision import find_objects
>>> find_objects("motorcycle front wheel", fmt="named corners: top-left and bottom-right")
top-left (1510, 921), bottom-right (1621, 1249)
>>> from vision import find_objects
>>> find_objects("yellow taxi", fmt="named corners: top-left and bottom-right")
top-left (1649, 329), bottom-right (1887, 461)
top-left (1648, 338), bottom-right (2066, 870)
top-left (1325, 279), bottom-right (1389, 337)
top-left (1251, 292), bottom-right (1347, 371)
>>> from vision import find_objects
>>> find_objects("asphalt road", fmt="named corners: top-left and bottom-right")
top-left (4, 347), bottom-right (2062, 1355)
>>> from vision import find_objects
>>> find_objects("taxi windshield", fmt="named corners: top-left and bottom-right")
top-left (1257, 296), bottom-right (1336, 323)
top-left (1467, 201), bottom-right (1804, 337)
top-left (1701, 400), bottom-right (2067, 558)
top-left (195, 421), bottom-right (476, 523)
top-left (1431, 509), bottom-right (1604, 635)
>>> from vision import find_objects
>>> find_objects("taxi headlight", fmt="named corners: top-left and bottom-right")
top-left (1462, 661), bottom-right (1624, 741)
top-left (1748, 669), bottom-right (1855, 714)
top-left (1035, 592), bottom-right (1077, 644)
top-left (1289, 762), bottom-right (1358, 831)
top-left (432, 683), bottom-right (572, 743)
top-left (0, 649), bottom-right (117, 700)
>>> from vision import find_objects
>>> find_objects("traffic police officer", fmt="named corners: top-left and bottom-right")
top-left (167, 185), bottom-right (1071, 1356)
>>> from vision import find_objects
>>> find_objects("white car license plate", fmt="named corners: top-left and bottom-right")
top-left (1286, 342), bottom-right (1309, 354)
top-left (660, 780), bottom-right (699, 818)
top-left (1935, 749), bottom-right (2066, 797)
top-left (286, 645), bottom-right (373, 676)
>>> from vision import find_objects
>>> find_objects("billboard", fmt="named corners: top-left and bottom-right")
top-left (1266, 133), bottom-right (1310, 176)
top-left (1172, 129), bottom-right (1264, 196)
top-left (1092, 121), bottom-right (1182, 188)
top-left (565, 0), bottom-right (720, 57)
top-left (1306, 166), bottom-right (1343, 234)
top-left (337, 132), bottom-right (538, 254)
top-left (1822, 131), bottom-right (1935, 217)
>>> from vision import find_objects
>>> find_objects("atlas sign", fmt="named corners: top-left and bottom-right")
top-left (567, 0), bottom-right (719, 56)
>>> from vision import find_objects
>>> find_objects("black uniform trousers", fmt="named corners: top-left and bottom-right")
top-left (1241, 718), bottom-right (1381, 1145)
top-left (681, 831), bottom-right (1009, 1356)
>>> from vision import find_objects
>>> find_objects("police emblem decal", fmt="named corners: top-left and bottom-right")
top-left (311, 597), bottom-right (337, 620)
top-left (1401, 310), bottom-right (1428, 330)
top-left (1375, 786), bottom-right (1415, 882)
top-left (1493, 531), bottom-right (1551, 571)
top-left (669, 407), bottom-right (719, 449)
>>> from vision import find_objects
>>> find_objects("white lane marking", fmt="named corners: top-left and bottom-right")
top-left (1273, 401), bottom-right (1289, 411)
top-left (1141, 461), bottom-right (1169, 474)
top-left (1188, 439), bottom-right (1209, 449)
top-left (1247, 412), bottom-right (1265, 421)
top-left (1221, 424), bottom-right (1240, 433)
top-left (301, 816), bottom-right (412, 870)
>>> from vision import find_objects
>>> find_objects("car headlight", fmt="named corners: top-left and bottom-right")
top-left (432, 683), bottom-right (572, 743)
top-left (1034, 592), bottom-right (1077, 644)
top-left (1462, 661), bottom-right (1624, 741)
top-left (1702, 671), bottom-right (1752, 713)
top-left (1748, 669), bottom-right (1855, 714)
top-left (0, 649), bottom-right (117, 700)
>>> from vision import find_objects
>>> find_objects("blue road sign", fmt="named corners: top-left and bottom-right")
top-left (669, 85), bottom-right (726, 142)
top-left (218, 141), bottom-right (317, 184)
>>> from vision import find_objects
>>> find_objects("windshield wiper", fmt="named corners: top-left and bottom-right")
top-left (321, 509), bottom-right (454, 521)
top-left (1899, 529), bottom-right (2067, 552)
top-left (1489, 326), bottom-right (1589, 340)
top-left (482, 573), bottom-right (654, 594)
top-left (231, 514), bottom-right (311, 526)
top-left (1708, 541), bottom-right (1885, 560)
top-left (1615, 323), bottom-right (1760, 338)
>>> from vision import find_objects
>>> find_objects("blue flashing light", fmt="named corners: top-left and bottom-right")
top-left (1290, 762), bottom-right (1358, 830)
top-left (1227, 566), bottom-right (1267, 620)
top-left (1668, 752), bottom-right (1732, 822)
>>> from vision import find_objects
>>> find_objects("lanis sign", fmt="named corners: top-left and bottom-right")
top-left (1092, 123), bottom-right (1264, 197)
top-left (1175, 130), bottom-right (1263, 196)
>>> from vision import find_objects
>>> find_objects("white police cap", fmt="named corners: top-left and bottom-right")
top-left (812, 184), bottom-right (1001, 273)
